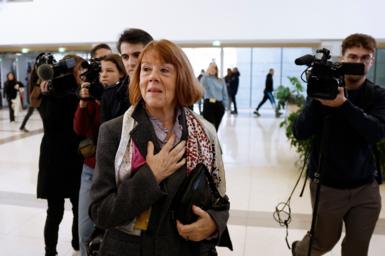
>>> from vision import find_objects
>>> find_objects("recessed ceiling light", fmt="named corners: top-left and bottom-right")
top-left (212, 40), bottom-right (221, 47)
top-left (58, 47), bottom-right (66, 53)
top-left (21, 48), bottom-right (29, 53)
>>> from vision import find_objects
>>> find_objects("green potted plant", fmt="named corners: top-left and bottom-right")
top-left (275, 76), bottom-right (305, 114)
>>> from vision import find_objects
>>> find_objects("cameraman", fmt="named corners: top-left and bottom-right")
top-left (32, 54), bottom-right (85, 256)
top-left (100, 28), bottom-right (153, 122)
top-left (291, 34), bottom-right (385, 256)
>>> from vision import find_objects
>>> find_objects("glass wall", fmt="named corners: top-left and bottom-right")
top-left (1, 46), bottom-right (384, 110)
top-left (251, 48), bottom-right (282, 109)
top-left (374, 48), bottom-right (385, 86)
top-left (182, 48), bottom-right (222, 77)
top-left (222, 48), bottom-right (252, 109)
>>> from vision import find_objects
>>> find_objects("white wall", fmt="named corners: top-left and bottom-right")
top-left (0, 0), bottom-right (383, 45)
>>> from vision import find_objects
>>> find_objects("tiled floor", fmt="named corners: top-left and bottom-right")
top-left (0, 107), bottom-right (384, 255)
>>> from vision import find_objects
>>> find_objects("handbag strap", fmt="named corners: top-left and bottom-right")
top-left (202, 165), bottom-right (230, 211)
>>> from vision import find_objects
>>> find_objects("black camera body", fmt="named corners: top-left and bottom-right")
top-left (35, 53), bottom-right (78, 96)
top-left (80, 58), bottom-right (104, 101)
top-left (295, 48), bottom-right (365, 99)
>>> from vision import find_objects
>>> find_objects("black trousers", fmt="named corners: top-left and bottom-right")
top-left (7, 99), bottom-right (15, 122)
top-left (44, 195), bottom-right (79, 256)
top-left (229, 93), bottom-right (237, 113)
top-left (20, 106), bottom-right (34, 129)
top-left (256, 91), bottom-right (275, 111)
top-left (202, 99), bottom-right (225, 131)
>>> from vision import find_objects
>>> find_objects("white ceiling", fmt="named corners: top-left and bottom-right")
top-left (0, 0), bottom-right (383, 46)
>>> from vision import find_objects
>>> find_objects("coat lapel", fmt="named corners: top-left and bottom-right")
top-left (130, 102), bottom-right (160, 157)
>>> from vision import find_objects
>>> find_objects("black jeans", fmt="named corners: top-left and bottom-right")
top-left (202, 99), bottom-right (225, 131)
top-left (20, 106), bottom-right (34, 129)
top-left (229, 93), bottom-right (237, 113)
top-left (256, 91), bottom-right (275, 111)
top-left (7, 99), bottom-right (15, 122)
top-left (44, 195), bottom-right (79, 256)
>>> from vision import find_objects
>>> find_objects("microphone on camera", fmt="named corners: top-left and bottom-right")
top-left (295, 54), bottom-right (315, 66)
top-left (37, 64), bottom-right (54, 81)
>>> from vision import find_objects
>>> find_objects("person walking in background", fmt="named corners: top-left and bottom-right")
top-left (254, 68), bottom-right (281, 117)
top-left (224, 68), bottom-right (232, 110)
top-left (201, 62), bottom-right (229, 130)
top-left (4, 71), bottom-right (24, 122)
top-left (19, 66), bottom-right (39, 132)
top-left (229, 67), bottom-right (240, 114)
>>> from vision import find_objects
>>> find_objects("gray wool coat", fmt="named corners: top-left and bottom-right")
top-left (89, 104), bottom-right (231, 256)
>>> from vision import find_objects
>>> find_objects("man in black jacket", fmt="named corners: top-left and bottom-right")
top-left (229, 67), bottom-right (240, 114)
top-left (253, 68), bottom-right (281, 117)
top-left (100, 28), bottom-right (153, 122)
top-left (291, 34), bottom-right (385, 256)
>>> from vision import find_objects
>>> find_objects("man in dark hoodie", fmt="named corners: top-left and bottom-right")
top-left (228, 67), bottom-right (240, 114)
top-left (291, 33), bottom-right (385, 256)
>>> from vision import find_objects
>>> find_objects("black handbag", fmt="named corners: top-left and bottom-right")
top-left (174, 163), bottom-right (233, 250)
top-left (86, 228), bottom-right (105, 256)
top-left (174, 163), bottom-right (229, 224)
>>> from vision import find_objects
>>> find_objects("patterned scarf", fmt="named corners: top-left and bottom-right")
top-left (184, 108), bottom-right (215, 174)
top-left (116, 107), bottom-right (221, 188)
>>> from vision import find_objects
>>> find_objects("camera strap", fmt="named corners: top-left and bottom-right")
top-left (273, 151), bottom-right (309, 249)
top-left (373, 145), bottom-right (384, 184)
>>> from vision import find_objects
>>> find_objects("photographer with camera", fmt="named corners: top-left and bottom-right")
top-left (73, 43), bottom-right (111, 256)
top-left (32, 54), bottom-right (85, 256)
top-left (291, 34), bottom-right (385, 256)
top-left (74, 53), bottom-right (126, 256)
top-left (100, 28), bottom-right (153, 122)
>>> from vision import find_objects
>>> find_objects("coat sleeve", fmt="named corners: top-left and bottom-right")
top-left (89, 120), bottom-right (166, 229)
top-left (30, 86), bottom-right (43, 108)
top-left (293, 98), bottom-right (325, 140)
top-left (338, 88), bottom-right (385, 144)
top-left (203, 118), bottom-right (231, 247)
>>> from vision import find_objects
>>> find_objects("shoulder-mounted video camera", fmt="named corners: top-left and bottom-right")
top-left (35, 52), bottom-right (78, 97)
top-left (295, 48), bottom-right (365, 99)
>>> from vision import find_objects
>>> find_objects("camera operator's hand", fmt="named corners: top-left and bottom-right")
top-left (79, 82), bottom-right (91, 108)
top-left (317, 87), bottom-right (347, 108)
top-left (40, 80), bottom-right (49, 94)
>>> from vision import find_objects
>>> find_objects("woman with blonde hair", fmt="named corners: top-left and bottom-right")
top-left (201, 62), bottom-right (228, 130)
